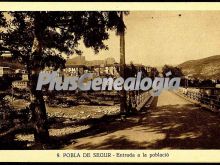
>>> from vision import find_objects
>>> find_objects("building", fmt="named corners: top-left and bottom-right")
top-left (22, 74), bottom-right (29, 81)
top-left (0, 51), bottom-right (12, 58)
top-left (66, 56), bottom-right (86, 66)
top-left (15, 69), bottom-right (26, 74)
top-left (105, 57), bottom-right (116, 65)
top-left (0, 67), bottom-right (14, 77)
top-left (12, 80), bottom-right (28, 89)
top-left (12, 71), bottom-right (29, 89)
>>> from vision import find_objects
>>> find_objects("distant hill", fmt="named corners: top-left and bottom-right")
top-left (178, 55), bottom-right (220, 80)
top-left (66, 56), bottom-right (116, 67)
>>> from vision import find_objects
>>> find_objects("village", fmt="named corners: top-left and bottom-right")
top-left (0, 52), bottom-right (157, 149)
top-left (1, 11), bottom-right (220, 150)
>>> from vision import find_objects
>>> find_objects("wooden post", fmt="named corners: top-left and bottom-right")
top-left (119, 11), bottom-right (126, 115)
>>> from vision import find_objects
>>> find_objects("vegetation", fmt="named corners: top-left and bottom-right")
top-left (162, 64), bottom-right (184, 78)
top-left (0, 11), bottom-right (125, 147)
top-left (178, 55), bottom-right (220, 80)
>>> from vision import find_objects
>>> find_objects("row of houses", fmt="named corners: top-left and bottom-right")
top-left (45, 56), bottom-right (152, 78)
top-left (1, 55), bottom-right (153, 90)
top-left (0, 67), bottom-right (27, 77)
top-left (0, 67), bottom-right (14, 77)
top-left (0, 66), bottom-right (29, 90)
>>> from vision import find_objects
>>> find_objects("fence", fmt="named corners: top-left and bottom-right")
top-left (127, 90), bottom-right (152, 111)
top-left (177, 87), bottom-right (220, 111)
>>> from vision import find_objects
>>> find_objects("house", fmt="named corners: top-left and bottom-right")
top-left (12, 72), bottom-right (29, 89)
top-left (0, 67), bottom-right (14, 77)
top-left (22, 74), bottom-right (29, 81)
top-left (12, 80), bottom-right (28, 89)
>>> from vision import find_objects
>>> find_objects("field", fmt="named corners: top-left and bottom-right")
top-left (12, 104), bottom-right (120, 149)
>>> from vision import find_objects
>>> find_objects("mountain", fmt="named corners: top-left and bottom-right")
top-left (178, 55), bottom-right (220, 80)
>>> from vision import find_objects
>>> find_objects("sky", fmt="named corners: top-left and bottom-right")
top-left (77, 11), bottom-right (220, 67)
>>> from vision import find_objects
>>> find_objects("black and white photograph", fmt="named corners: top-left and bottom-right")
top-left (1, 10), bottom-right (220, 151)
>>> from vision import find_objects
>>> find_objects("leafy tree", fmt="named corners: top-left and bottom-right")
top-left (149, 67), bottom-right (159, 79)
top-left (0, 11), bottom-right (125, 146)
top-left (162, 64), bottom-right (184, 78)
top-left (199, 79), bottom-right (215, 87)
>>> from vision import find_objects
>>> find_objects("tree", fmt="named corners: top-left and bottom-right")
top-left (162, 65), bottom-right (184, 78)
top-left (150, 67), bottom-right (159, 79)
top-left (0, 11), bottom-right (125, 146)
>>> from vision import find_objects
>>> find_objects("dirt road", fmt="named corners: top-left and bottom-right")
top-left (63, 90), bottom-right (220, 149)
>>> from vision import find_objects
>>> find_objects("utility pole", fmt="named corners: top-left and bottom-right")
top-left (119, 11), bottom-right (126, 115)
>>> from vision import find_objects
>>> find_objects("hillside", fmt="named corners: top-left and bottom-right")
top-left (178, 55), bottom-right (220, 80)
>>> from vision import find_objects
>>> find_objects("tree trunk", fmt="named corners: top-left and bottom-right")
top-left (31, 73), bottom-right (49, 145)
top-left (28, 15), bottom-right (50, 146)
top-left (27, 66), bottom-right (49, 147)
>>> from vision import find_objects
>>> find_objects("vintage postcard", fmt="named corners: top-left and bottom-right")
top-left (0, 2), bottom-right (220, 163)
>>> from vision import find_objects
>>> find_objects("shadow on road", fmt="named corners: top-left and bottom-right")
top-left (2, 95), bottom-right (220, 149)
top-left (48, 96), bottom-right (220, 149)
